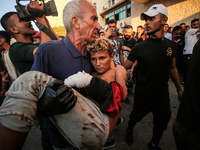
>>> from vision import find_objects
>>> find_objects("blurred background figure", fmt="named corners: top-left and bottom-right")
top-left (58, 36), bottom-right (65, 40)
top-left (32, 32), bottom-right (41, 45)
top-left (164, 24), bottom-right (172, 40)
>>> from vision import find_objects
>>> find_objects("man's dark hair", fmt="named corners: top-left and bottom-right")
top-left (0, 30), bottom-right (11, 44)
top-left (180, 23), bottom-right (186, 26)
top-left (191, 18), bottom-right (199, 24)
top-left (137, 25), bottom-right (144, 29)
top-left (186, 25), bottom-right (190, 28)
top-left (1, 12), bottom-right (17, 34)
top-left (124, 25), bottom-right (133, 30)
top-left (173, 26), bottom-right (182, 32)
top-left (107, 19), bottom-right (117, 25)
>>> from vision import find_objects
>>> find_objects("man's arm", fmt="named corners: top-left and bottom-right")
top-left (170, 58), bottom-right (183, 101)
top-left (25, 0), bottom-right (58, 56)
top-left (122, 59), bottom-right (134, 70)
top-left (0, 123), bottom-right (28, 150)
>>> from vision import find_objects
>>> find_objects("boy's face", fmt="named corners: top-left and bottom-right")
top-left (90, 51), bottom-right (113, 74)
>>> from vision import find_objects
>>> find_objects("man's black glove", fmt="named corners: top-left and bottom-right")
top-left (38, 79), bottom-right (77, 117)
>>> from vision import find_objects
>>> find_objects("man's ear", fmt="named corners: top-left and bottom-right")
top-left (71, 16), bottom-right (81, 29)
top-left (162, 16), bottom-right (168, 24)
top-left (10, 26), bottom-right (19, 34)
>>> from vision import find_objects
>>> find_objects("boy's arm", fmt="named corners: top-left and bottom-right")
top-left (115, 66), bottom-right (127, 101)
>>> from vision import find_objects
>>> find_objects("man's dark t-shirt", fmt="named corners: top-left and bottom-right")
top-left (128, 37), bottom-right (177, 96)
top-left (9, 42), bottom-right (37, 74)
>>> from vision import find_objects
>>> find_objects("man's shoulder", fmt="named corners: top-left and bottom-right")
top-left (185, 28), bottom-right (199, 36)
top-left (10, 42), bottom-right (36, 49)
top-left (9, 42), bottom-right (37, 54)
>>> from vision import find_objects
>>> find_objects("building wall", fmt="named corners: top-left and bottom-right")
top-left (46, 0), bottom-right (70, 27)
top-left (95, 0), bottom-right (200, 33)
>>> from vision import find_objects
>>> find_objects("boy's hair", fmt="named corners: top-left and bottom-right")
top-left (0, 30), bottom-right (11, 44)
top-left (87, 38), bottom-right (113, 56)
top-left (173, 26), bottom-right (182, 32)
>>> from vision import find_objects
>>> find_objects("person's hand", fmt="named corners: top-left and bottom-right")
top-left (122, 46), bottom-right (131, 52)
top-left (104, 29), bottom-right (112, 38)
top-left (2, 72), bottom-right (10, 83)
top-left (129, 70), bottom-right (133, 78)
top-left (25, 0), bottom-right (45, 19)
top-left (64, 71), bottom-right (93, 88)
top-left (177, 90), bottom-right (183, 101)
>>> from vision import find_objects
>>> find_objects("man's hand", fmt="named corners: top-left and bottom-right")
top-left (122, 46), bottom-right (131, 52)
top-left (177, 90), bottom-right (183, 101)
top-left (64, 71), bottom-right (93, 88)
top-left (25, 0), bottom-right (45, 19)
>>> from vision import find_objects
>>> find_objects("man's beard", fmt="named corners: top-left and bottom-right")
top-left (124, 35), bottom-right (131, 41)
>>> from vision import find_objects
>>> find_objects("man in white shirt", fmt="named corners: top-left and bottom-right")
top-left (182, 19), bottom-right (200, 84)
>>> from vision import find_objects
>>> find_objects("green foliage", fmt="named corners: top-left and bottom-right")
top-left (52, 26), bottom-right (66, 37)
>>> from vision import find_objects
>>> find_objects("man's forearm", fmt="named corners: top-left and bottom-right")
top-left (170, 67), bottom-right (182, 93)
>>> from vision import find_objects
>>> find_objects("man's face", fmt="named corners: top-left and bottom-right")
top-left (144, 14), bottom-right (166, 35)
top-left (79, 2), bottom-right (101, 43)
top-left (163, 24), bottom-right (169, 32)
top-left (180, 24), bottom-right (186, 32)
top-left (191, 20), bottom-right (199, 29)
top-left (124, 28), bottom-right (132, 40)
top-left (137, 27), bottom-right (143, 34)
top-left (90, 51), bottom-right (113, 74)
top-left (10, 14), bottom-right (36, 36)
top-left (108, 23), bottom-right (117, 31)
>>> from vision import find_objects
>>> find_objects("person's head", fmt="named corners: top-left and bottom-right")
top-left (32, 32), bottom-right (41, 44)
top-left (124, 25), bottom-right (133, 40)
top-left (185, 25), bottom-right (190, 32)
top-left (173, 26), bottom-right (182, 35)
top-left (168, 27), bottom-right (173, 33)
top-left (99, 31), bottom-right (105, 38)
top-left (87, 38), bottom-right (114, 74)
top-left (58, 36), bottom-right (65, 40)
top-left (1, 12), bottom-right (36, 38)
top-left (0, 31), bottom-right (11, 47)
top-left (180, 23), bottom-right (186, 33)
top-left (140, 4), bottom-right (168, 36)
top-left (137, 25), bottom-right (144, 35)
top-left (191, 18), bottom-right (199, 29)
top-left (107, 19), bottom-right (117, 31)
top-left (163, 24), bottom-right (169, 33)
top-left (63, 0), bottom-right (101, 42)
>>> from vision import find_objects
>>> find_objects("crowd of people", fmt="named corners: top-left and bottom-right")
top-left (0, 0), bottom-right (199, 150)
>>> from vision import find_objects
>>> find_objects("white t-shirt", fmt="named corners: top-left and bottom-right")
top-left (183, 28), bottom-right (200, 55)
top-left (3, 52), bottom-right (19, 83)
top-left (164, 32), bottom-right (172, 40)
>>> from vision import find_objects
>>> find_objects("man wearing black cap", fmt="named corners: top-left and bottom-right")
top-left (122, 4), bottom-right (183, 150)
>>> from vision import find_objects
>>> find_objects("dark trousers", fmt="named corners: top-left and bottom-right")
top-left (173, 119), bottom-right (200, 150)
top-left (182, 54), bottom-right (192, 82)
top-left (127, 93), bottom-right (171, 145)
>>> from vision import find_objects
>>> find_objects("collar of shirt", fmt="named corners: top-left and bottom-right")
top-left (63, 36), bottom-right (88, 58)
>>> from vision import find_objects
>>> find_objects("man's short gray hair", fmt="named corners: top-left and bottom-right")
top-left (63, 0), bottom-right (89, 34)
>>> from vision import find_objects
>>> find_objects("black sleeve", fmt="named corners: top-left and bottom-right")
top-left (87, 77), bottom-right (113, 105)
top-left (127, 46), bottom-right (137, 63)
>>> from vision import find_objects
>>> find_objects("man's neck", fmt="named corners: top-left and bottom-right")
top-left (67, 33), bottom-right (87, 55)
top-left (150, 28), bottom-right (164, 39)
top-left (15, 34), bottom-right (33, 43)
